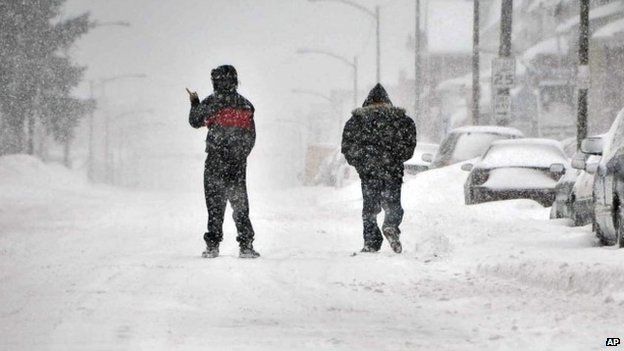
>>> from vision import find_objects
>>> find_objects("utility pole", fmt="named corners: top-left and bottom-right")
top-left (415, 0), bottom-right (421, 123)
top-left (493, 0), bottom-right (514, 126)
top-left (577, 0), bottom-right (590, 149)
top-left (499, 0), bottom-right (513, 57)
top-left (472, 0), bottom-right (480, 125)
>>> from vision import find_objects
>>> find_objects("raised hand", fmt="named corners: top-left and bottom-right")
top-left (186, 88), bottom-right (200, 105)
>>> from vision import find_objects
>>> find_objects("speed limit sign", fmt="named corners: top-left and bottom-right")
top-left (492, 58), bottom-right (515, 89)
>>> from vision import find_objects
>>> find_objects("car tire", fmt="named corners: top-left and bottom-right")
top-left (465, 189), bottom-right (474, 205)
top-left (549, 205), bottom-right (558, 219)
top-left (594, 220), bottom-right (613, 246)
top-left (572, 209), bottom-right (583, 227)
top-left (571, 202), bottom-right (585, 227)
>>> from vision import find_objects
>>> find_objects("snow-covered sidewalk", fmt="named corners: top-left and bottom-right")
top-left (1, 155), bottom-right (623, 350)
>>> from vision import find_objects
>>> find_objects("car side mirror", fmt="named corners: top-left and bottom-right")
top-left (586, 163), bottom-right (599, 174)
top-left (580, 136), bottom-right (603, 155)
top-left (461, 163), bottom-right (473, 172)
top-left (549, 163), bottom-right (565, 174)
top-left (422, 153), bottom-right (433, 163)
top-left (571, 158), bottom-right (586, 170)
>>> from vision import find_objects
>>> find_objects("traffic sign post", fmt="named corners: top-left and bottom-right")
top-left (492, 57), bottom-right (515, 124)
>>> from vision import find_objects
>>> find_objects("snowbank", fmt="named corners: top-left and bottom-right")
top-left (328, 162), bottom-right (624, 300)
top-left (0, 154), bottom-right (88, 201)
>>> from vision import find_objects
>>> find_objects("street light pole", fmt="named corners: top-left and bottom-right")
top-left (308, 0), bottom-right (381, 82)
top-left (85, 20), bottom-right (133, 182)
top-left (87, 73), bottom-right (146, 183)
top-left (296, 48), bottom-right (359, 107)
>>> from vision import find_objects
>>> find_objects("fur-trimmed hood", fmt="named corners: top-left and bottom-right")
top-left (351, 104), bottom-right (406, 118)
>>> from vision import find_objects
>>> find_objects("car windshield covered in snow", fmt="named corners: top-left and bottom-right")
top-left (431, 126), bottom-right (523, 168)
top-left (478, 139), bottom-right (569, 169)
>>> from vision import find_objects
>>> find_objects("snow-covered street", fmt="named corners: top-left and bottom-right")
top-left (1, 156), bottom-right (623, 350)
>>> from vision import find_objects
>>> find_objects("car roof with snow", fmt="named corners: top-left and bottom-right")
top-left (449, 125), bottom-right (524, 137)
top-left (476, 138), bottom-right (569, 169)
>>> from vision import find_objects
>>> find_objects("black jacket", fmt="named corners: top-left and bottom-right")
top-left (189, 91), bottom-right (256, 163)
top-left (341, 104), bottom-right (417, 180)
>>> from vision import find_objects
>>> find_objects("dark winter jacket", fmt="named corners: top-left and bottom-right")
top-left (341, 84), bottom-right (417, 180)
top-left (189, 91), bottom-right (256, 163)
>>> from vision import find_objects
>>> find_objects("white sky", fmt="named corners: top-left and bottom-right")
top-left (63, 0), bottom-right (472, 123)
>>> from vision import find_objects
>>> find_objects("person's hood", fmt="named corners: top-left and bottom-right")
top-left (212, 65), bottom-right (238, 93)
top-left (362, 83), bottom-right (392, 107)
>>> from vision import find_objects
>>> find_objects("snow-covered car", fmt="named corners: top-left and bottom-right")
top-left (424, 126), bottom-right (524, 169)
top-left (404, 142), bottom-right (438, 175)
top-left (551, 151), bottom-right (600, 226)
top-left (575, 108), bottom-right (624, 247)
top-left (461, 138), bottom-right (569, 207)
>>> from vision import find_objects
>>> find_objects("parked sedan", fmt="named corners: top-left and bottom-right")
top-left (550, 151), bottom-right (599, 226)
top-left (462, 139), bottom-right (569, 207)
top-left (423, 126), bottom-right (524, 169)
top-left (575, 108), bottom-right (624, 247)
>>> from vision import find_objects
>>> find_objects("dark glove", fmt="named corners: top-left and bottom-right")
top-left (186, 88), bottom-right (200, 106)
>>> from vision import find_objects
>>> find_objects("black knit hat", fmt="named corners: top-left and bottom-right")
top-left (211, 65), bottom-right (238, 92)
top-left (362, 83), bottom-right (392, 107)
top-left (211, 65), bottom-right (237, 81)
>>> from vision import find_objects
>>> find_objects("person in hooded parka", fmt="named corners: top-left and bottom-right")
top-left (188, 65), bottom-right (260, 259)
top-left (341, 83), bottom-right (417, 253)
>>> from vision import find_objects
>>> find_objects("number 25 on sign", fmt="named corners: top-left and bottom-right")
top-left (492, 58), bottom-right (515, 89)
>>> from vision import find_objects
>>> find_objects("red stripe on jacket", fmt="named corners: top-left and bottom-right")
top-left (205, 108), bottom-right (254, 130)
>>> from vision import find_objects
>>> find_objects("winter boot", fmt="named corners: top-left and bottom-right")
top-left (361, 243), bottom-right (380, 253)
top-left (202, 240), bottom-right (219, 258)
top-left (382, 227), bottom-right (402, 254)
top-left (239, 243), bottom-right (260, 259)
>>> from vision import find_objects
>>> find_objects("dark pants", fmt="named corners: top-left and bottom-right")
top-left (203, 152), bottom-right (254, 248)
top-left (360, 177), bottom-right (404, 249)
